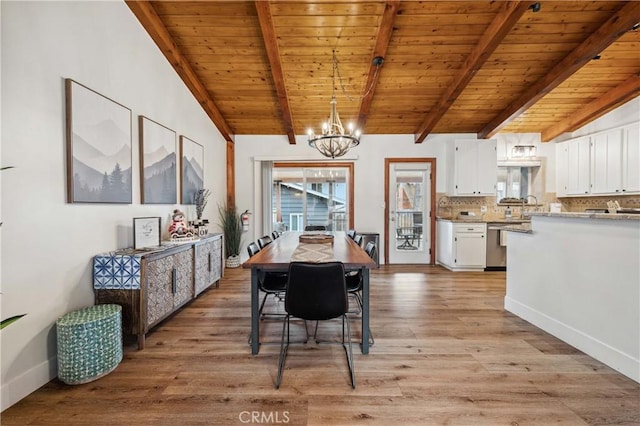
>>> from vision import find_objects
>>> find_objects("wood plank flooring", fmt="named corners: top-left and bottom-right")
top-left (3, 265), bottom-right (639, 425)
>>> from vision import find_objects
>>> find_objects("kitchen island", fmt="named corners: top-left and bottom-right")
top-left (505, 212), bottom-right (640, 382)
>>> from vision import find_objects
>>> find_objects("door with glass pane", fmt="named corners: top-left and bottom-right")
top-left (272, 165), bottom-right (352, 232)
top-left (388, 162), bottom-right (431, 264)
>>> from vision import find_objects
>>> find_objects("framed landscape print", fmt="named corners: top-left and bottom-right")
top-left (139, 116), bottom-right (177, 204)
top-left (65, 79), bottom-right (132, 203)
top-left (180, 136), bottom-right (204, 204)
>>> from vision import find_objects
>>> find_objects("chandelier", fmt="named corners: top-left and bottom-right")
top-left (307, 50), bottom-right (361, 158)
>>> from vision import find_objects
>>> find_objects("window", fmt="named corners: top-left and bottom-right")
top-left (271, 163), bottom-right (354, 232)
top-left (496, 167), bottom-right (530, 201)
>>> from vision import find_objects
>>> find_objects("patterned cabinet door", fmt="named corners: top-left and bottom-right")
top-left (145, 255), bottom-right (175, 327)
top-left (211, 237), bottom-right (222, 283)
top-left (172, 249), bottom-right (194, 308)
top-left (194, 238), bottom-right (221, 296)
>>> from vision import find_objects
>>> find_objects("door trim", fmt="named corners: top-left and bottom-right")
top-left (384, 158), bottom-right (437, 264)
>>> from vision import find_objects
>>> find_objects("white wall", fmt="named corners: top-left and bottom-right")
top-left (234, 133), bottom-right (477, 261)
top-left (1, 1), bottom-right (227, 410)
top-left (505, 215), bottom-right (640, 382)
top-left (555, 97), bottom-right (640, 141)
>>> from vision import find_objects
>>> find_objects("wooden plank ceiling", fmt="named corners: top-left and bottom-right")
top-left (127, 1), bottom-right (640, 143)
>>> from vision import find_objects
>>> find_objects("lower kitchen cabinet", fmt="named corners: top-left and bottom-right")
top-left (93, 233), bottom-right (223, 349)
top-left (436, 220), bottom-right (486, 271)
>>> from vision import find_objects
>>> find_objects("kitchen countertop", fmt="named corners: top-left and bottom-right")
top-left (436, 217), bottom-right (530, 224)
top-left (526, 212), bottom-right (640, 221)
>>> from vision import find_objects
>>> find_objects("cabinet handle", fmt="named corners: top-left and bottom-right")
top-left (172, 268), bottom-right (177, 294)
top-left (209, 253), bottom-right (213, 272)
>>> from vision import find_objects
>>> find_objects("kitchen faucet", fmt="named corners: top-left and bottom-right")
top-left (522, 195), bottom-right (538, 217)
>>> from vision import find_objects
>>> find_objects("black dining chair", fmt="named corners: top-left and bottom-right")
top-left (276, 261), bottom-right (355, 389)
top-left (304, 225), bottom-right (327, 231)
top-left (347, 229), bottom-right (357, 240)
top-left (345, 241), bottom-right (376, 345)
top-left (257, 235), bottom-right (273, 249)
top-left (354, 234), bottom-right (363, 247)
top-left (272, 231), bottom-right (279, 240)
top-left (247, 242), bottom-right (287, 318)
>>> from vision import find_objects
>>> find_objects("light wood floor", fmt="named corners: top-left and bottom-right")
top-left (3, 265), bottom-right (639, 425)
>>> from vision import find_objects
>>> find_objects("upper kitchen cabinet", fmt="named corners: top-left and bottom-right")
top-left (567, 136), bottom-right (591, 195)
top-left (447, 139), bottom-right (497, 196)
top-left (622, 124), bottom-right (640, 193)
top-left (591, 130), bottom-right (622, 195)
top-left (556, 122), bottom-right (640, 197)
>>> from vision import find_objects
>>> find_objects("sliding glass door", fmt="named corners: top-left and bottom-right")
top-left (272, 163), bottom-right (353, 232)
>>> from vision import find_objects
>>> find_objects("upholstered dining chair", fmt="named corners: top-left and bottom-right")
top-left (247, 242), bottom-right (287, 318)
top-left (304, 225), bottom-right (327, 231)
top-left (276, 261), bottom-right (355, 389)
top-left (354, 234), bottom-right (363, 247)
top-left (347, 229), bottom-right (357, 240)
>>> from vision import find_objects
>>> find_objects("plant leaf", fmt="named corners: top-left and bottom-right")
top-left (1, 314), bottom-right (26, 329)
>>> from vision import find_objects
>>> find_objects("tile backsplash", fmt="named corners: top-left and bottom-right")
top-left (436, 193), bottom-right (640, 220)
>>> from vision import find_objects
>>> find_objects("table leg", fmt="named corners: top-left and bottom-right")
top-left (361, 266), bottom-right (370, 355)
top-left (251, 268), bottom-right (260, 355)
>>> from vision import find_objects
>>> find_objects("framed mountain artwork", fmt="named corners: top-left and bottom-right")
top-left (179, 136), bottom-right (204, 204)
top-left (65, 79), bottom-right (132, 203)
top-left (139, 116), bottom-right (177, 204)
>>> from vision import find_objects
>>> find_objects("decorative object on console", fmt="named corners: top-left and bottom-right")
top-left (179, 136), bottom-right (204, 204)
top-left (218, 203), bottom-right (242, 268)
top-left (133, 217), bottom-right (161, 250)
top-left (194, 188), bottom-right (211, 220)
top-left (65, 79), bottom-right (132, 204)
top-left (139, 116), bottom-right (177, 204)
top-left (167, 209), bottom-right (198, 243)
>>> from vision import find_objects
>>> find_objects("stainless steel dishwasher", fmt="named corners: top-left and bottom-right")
top-left (486, 223), bottom-right (507, 270)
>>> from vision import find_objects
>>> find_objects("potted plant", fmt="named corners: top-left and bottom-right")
top-left (218, 203), bottom-right (242, 268)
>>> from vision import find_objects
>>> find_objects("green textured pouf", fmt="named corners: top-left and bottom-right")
top-left (56, 304), bottom-right (123, 385)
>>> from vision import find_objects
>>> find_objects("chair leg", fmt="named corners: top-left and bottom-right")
top-left (342, 315), bottom-right (356, 389)
top-left (275, 315), bottom-right (290, 389)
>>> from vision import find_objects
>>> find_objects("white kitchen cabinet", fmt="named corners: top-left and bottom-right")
top-left (436, 220), bottom-right (486, 271)
top-left (556, 142), bottom-right (568, 197)
top-left (447, 139), bottom-right (497, 196)
top-left (622, 124), bottom-right (640, 193)
top-left (591, 130), bottom-right (622, 195)
top-left (566, 136), bottom-right (591, 195)
top-left (556, 122), bottom-right (640, 198)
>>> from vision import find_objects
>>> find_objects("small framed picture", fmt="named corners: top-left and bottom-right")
top-left (133, 217), bottom-right (161, 249)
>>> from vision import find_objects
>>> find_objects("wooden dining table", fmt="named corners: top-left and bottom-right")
top-left (242, 231), bottom-right (376, 355)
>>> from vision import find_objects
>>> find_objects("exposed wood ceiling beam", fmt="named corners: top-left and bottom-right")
top-left (125, 1), bottom-right (234, 142)
top-left (415, 1), bottom-right (530, 144)
top-left (357, 1), bottom-right (400, 131)
top-left (255, 1), bottom-right (296, 145)
top-left (478, 1), bottom-right (640, 139)
top-left (541, 74), bottom-right (640, 142)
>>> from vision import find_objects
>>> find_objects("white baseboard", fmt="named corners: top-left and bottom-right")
top-left (504, 297), bottom-right (639, 383)
top-left (1, 356), bottom-right (57, 412)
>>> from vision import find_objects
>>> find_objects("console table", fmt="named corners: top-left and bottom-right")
top-left (93, 233), bottom-right (222, 349)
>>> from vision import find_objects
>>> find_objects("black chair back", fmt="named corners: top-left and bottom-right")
top-left (364, 241), bottom-right (376, 260)
top-left (285, 262), bottom-right (347, 321)
top-left (304, 225), bottom-right (327, 231)
top-left (258, 235), bottom-right (273, 249)
top-left (354, 234), bottom-right (363, 247)
top-left (272, 231), bottom-right (280, 240)
top-left (247, 242), bottom-right (260, 258)
top-left (347, 230), bottom-right (356, 240)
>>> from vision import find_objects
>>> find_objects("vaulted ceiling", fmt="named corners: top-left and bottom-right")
top-left (126, 1), bottom-right (640, 144)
